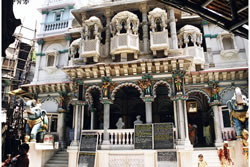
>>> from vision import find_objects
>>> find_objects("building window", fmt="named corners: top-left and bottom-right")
top-left (55, 13), bottom-right (61, 21)
top-left (45, 51), bottom-right (59, 68)
top-left (222, 37), bottom-right (234, 50)
top-left (47, 55), bottom-right (55, 67)
top-left (47, 114), bottom-right (58, 133)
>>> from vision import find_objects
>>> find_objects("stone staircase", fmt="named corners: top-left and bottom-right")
top-left (44, 149), bottom-right (68, 167)
top-left (192, 147), bottom-right (221, 167)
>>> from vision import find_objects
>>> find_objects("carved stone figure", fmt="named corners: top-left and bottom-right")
top-left (134, 115), bottom-right (143, 125)
top-left (175, 75), bottom-right (182, 92)
top-left (227, 87), bottom-right (248, 139)
top-left (211, 83), bottom-right (220, 101)
top-left (24, 99), bottom-right (48, 142)
top-left (116, 117), bottom-right (125, 129)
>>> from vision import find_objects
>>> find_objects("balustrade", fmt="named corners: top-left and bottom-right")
top-left (44, 20), bottom-right (69, 32)
top-left (222, 127), bottom-right (236, 141)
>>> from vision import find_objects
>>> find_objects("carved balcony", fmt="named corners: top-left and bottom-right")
top-left (80, 39), bottom-right (100, 63)
top-left (150, 30), bottom-right (169, 56)
top-left (183, 46), bottom-right (205, 64)
top-left (110, 33), bottom-right (139, 61)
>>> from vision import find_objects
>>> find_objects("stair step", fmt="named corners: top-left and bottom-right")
top-left (44, 164), bottom-right (68, 167)
top-left (47, 160), bottom-right (68, 164)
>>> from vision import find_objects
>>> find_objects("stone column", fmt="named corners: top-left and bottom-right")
top-left (71, 104), bottom-right (79, 146)
top-left (105, 9), bottom-right (112, 57)
top-left (210, 100), bottom-right (223, 147)
top-left (173, 101), bottom-right (178, 139)
top-left (169, 7), bottom-right (178, 49)
top-left (140, 3), bottom-right (149, 53)
top-left (142, 96), bottom-right (154, 124)
top-left (81, 105), bottom-right (85, 130)
top-left (101, 98), bottom-right (113, 145)
top-left (33, 43), bottom-right (43, 82)
top-left (57, 109), bottom-right (65, 148)
top-left (90, 109), bottom-right (94, 130)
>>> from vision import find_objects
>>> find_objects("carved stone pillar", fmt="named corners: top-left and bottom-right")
top-left (105, 9), bottom-right (112, 57)
top-left (171, 94), bottom-right (192, 150)
top-left (101, 98), bottom-right (113, 145)
top-left (71, 103), bottom-right (79, 146)
top-left (142, 96), bottom-right (154, 124)
top-left (90, 108), bottom-right (94, 130)
top-left (169, 7), bottom-right (178, 49)
top-left (140, 4), bottom-right (149, 53)
top-left (210, 100), bottom-right (223, 147)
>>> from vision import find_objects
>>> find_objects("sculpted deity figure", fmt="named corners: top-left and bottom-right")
top-left (116, 117), bottom-right (125, 129)
top-left (227, 87), bottom-right (248, 139)
top-left (24, 99), bottom-right (48, 142)
top-left (175, 75), bottom-right (182, 92)
top-left (134, 115), bottom-right (143, 125)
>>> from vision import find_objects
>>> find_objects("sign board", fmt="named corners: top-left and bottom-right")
top-left (80, 132), bottom-right (98, 152)
top-left (134, 124), bottom-right (153, 149)
top-left (154, 123), bottom-right (174, 149)
top-left (78, 152), bottom-right (96, 167)
top-left (157, 151), bottom-right (177, 167)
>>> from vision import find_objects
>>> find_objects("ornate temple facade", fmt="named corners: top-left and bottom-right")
top-left (21, 0), bottom-right (248, 166)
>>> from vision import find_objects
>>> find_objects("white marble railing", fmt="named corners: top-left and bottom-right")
top-left (44, 20), bottom-right (69, 32)
top-left (222, 127), bottom-right (236, 141)
top-left (80, 39), bottom-right (100, 63)
top-left (110, 34), bottom-right (139, 55)
top-left (82, 129), bottom-right (134, 145)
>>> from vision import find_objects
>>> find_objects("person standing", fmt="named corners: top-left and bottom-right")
top-left (198, 154), bottom-right (207, 167)
top-left (2, 143), bottom-right (30, 167)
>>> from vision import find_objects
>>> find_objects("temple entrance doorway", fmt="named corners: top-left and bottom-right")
top-left (110, 86), bottom-right (145, 129)
top-left (152, 83), bottom-right (174, 124)
top-left (186, 91), bottom-right (214, 147)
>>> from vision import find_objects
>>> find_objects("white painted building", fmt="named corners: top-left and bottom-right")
top-left (21, 0), bottom-right (248, 167)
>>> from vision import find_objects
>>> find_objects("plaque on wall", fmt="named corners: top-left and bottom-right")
top-left (78, 152), bottom-right (96, 167)
top-left (157, 151), bottom-right (177, 167)
top-left (134, 124), bottom-right (153, 149)
top-left (80, 132), bottom-right (98, 152)
top-left (154, 123), bottom-right (174, 149)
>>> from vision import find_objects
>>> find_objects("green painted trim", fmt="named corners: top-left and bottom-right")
top-left (37, 39), bottom-right (44, 45)
top-left (202, 20), bottom-right (209, 25)
top-left (204, 34), bottom-right (218, 38)
top-left (42, 10), bottom-right (49, 15)
top-left (68, 5), bottom-right (74, 9)
top-left (59, 49), bottom-right (69, 54)
top-left (64, 34), bottom-right (72, 41)
top-left (36, 53), bottom-right (45, 57)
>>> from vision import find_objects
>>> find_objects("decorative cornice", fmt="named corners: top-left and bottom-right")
top-left (100, 98), bottom-right (113, 104)
top-left (209, 100), bottom-right (221, 106)
top-left (171, 93), bottom-right (188, 101)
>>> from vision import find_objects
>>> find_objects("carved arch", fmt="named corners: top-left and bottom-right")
top-left (111, 82), bottom-right (143, 100)
top-left (219, 86), bottom-right (248, 104)
top-left (185, 89), bottom-right (211, 103)
top-left (153, 80), bottom-right (172, 97)
top-left (85, 85), bottom-right (102, 104)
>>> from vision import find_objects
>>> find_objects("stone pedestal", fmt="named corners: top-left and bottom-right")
top-left (142, 96), bottom-right (154, 124)
top-left (28, 142), bottom-right (57, 167)
top-left (210, 100), bottom-right (223, 147)
top-left (67, 145), bottom-right (79, 167)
